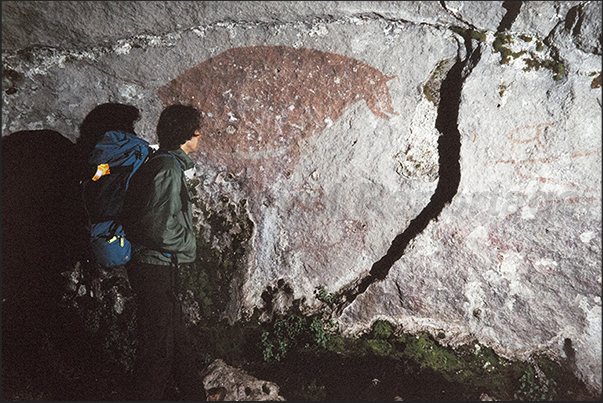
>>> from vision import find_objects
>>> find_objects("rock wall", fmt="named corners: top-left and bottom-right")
top-left (2, 1), bottom-right (601, 393)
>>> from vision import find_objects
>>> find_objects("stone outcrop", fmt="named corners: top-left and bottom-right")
top-left (203, 359), bottom-right (286, 401)
top-left (2, 1), bottom-right (601, 395)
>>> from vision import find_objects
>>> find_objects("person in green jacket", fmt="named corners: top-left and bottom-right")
top-left (123, 104), bottom-right (223, 401)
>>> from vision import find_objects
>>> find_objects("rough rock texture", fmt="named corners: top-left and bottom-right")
top-left (2, 1), bottom-right (601, 395)
top-left (203, 359), bottom-right (286, 401)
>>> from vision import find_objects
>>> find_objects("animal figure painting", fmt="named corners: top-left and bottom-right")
top-left (158, 45), bottom-right (398, 192)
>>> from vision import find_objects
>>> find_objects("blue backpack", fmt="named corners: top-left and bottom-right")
top-left (82, 130), bottom-right (150, 268)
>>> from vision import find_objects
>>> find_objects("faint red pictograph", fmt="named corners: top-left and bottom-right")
top-left (487, 121), bottom-right (601, 201)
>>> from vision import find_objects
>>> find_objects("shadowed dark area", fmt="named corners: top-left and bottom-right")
top-left (2, 107), bottom-right (149, 400)
top-left (1, 129), bottom-right (98, 399)
top-left (498, 1), bottom-right (523, 32)
top-left (2, 129), bottom-right (80, 301)
top-left (564, 4), bottom-right (585, 36)
top-left (245, 350), bottom-right (476, 401)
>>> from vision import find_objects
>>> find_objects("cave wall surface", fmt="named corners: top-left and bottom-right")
top-left (2, 1), bottom-right (601, 393)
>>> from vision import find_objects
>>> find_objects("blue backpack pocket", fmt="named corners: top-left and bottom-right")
top-left (90, 221), bottom-right (131, 268)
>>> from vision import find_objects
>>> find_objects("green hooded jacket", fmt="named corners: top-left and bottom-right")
top-left (123, 148), bottom-right (196, 266)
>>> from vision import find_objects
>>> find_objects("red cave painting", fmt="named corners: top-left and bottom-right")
top-left (158, 45), bottom-right (398, 192)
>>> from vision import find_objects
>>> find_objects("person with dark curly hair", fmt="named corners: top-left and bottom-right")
top-left (123, 104), bottom-right (224, 401)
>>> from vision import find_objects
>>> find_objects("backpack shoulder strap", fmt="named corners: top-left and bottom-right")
top-left (150, 151), bottom-right (184, 178)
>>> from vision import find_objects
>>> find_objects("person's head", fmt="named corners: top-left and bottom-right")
top-left (77, 103), bottom-right (141, 156)
top-left (156, 104), bottom-right (201, 153)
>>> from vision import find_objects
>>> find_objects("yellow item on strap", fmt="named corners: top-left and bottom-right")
top-left (107, 236), bottom-right (126, 247)
top-left (92, 163), bottom-right (110, 181)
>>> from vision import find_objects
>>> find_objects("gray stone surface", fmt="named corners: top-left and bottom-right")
top-left (203, 359), bottom-right (285, 401)
top-left (2, 0), bottom-right (601, 394)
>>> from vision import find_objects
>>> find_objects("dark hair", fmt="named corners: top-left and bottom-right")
top-left (156, 104), bottom-right (201, 150)
top-left (77, 103), bottom-right (141, 156)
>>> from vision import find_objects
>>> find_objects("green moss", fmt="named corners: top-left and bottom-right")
top-left (398, 333), bottom-right (465, 375)
top-left (192, 309), bottom-right (596, 402)
top-left (450, 26), bottom-right (466, 36)
top-left (492, 33), bottom-right (564, 82)
top-left (493, 32), bottom-right (527, 64)
top-left (506, 49), bottom-right (524, 62)
top-left (326, 335), bottom-right (348, 354)
top-left (541, 59), bottom-right (564, 75)
top-left (423, 85), bottom-right (437, 105)
top-left (450, 26), bottom-right (486, 42)
top-left (260, 314), bottom-right (336, 362)
top-left (371, 320), bottom-right (394, 339)
top-left (514, 366), bottom-right (558, 401)
top-left (367, 339), bottom-right (394, 356)
top-left (423, 58), bottom-right (453, 106)
top-left (523, 55), bottom-right (542, 71)
top-left (470, 30), bottom-right (487, 42)
top-left (522, 55), bottom-right (566, 81)
top-left (314, 286), bottom-right (341, 308)
top-left (493, 32), bottom-right (512, 51)
top-left (493, 44), bottom-right (510, 64)
top-left (326, 329), bottom-right (578, 400)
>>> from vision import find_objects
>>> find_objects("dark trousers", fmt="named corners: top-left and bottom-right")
top-left (127, 261), bottom-right (205, 401)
